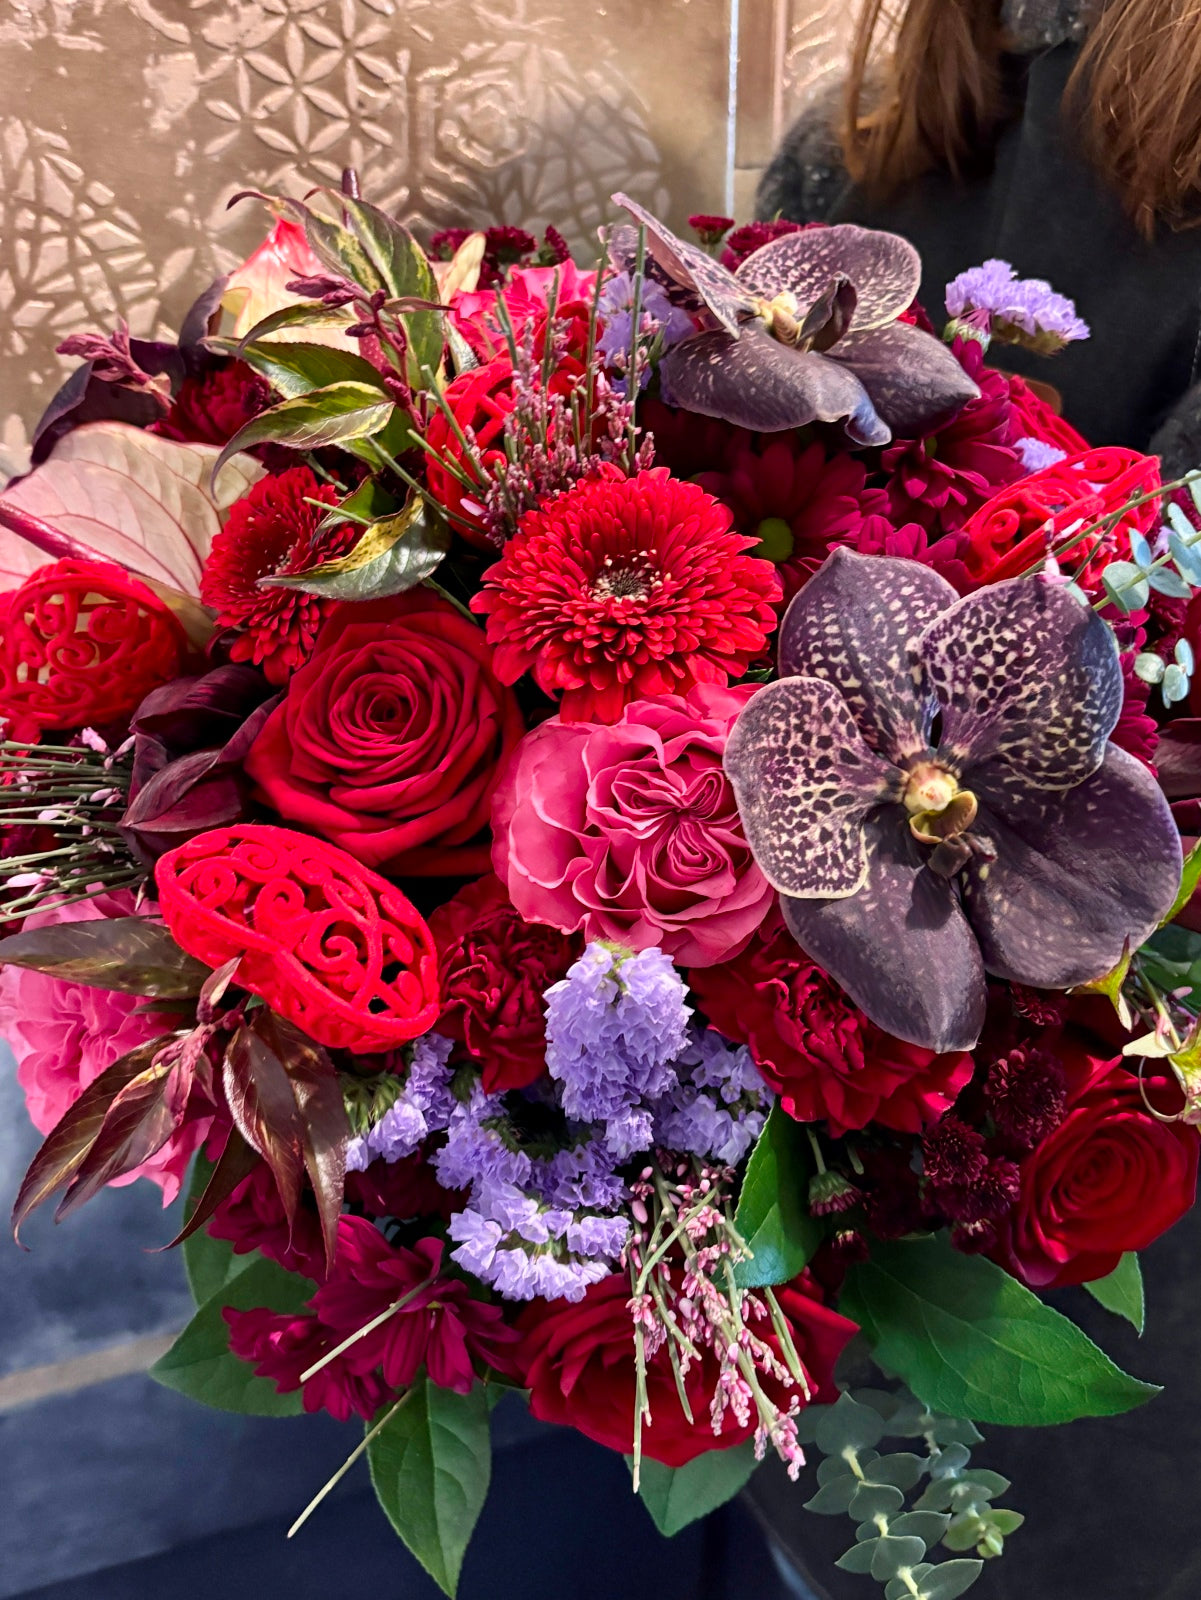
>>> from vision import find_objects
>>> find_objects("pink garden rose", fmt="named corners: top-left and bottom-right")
top-left (0, 891), bottom-right (210, 1203)
top-left (491, 683), bottom-right (773, 966)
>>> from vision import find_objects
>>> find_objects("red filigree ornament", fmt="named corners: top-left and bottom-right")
top-left (155, 824), bottom-right (440, 1055)
top-left (0, 559), bottom-right (186, 742)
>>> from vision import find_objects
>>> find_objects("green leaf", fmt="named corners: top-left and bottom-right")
top-left (836, 1540), bottom-right (880, 1574)
top-left (1084, 1252), bottom-right (1145, 1334)
top-left (213, 382), bottom-right (395, 481)
top-left (150, 1254), bottom-right (315, 1415)
top-left (0, 916), bottom-right (208, 997)
top-left (890, 1512), bottom-right (952, 1543)
top-left (872, 1535), bottom-right (928, 1581)
top-left (632, 1443), bottom-right (758, 1536)
top-left (840, 1235), bottom-right (1159, 1425)
top-left (805, 1479), bottom-right (858, 1515)
top-left (259, 499), bottom-right (450, 602)
top-left (219, 336), bottom-right (386, 400)
top-left (732, 1104), bottom-right (822, 1288)
top-left (233, 302), bottom-right (355, 351)
top-left (180, 1154), bottom-right (253, 1306)
top-left (1164, 838), bottom-right (1201, 926)
top-left (367, 1378), bottom-right (492, 1599)
top-left (915, 1558), bottom-right (984, 1599)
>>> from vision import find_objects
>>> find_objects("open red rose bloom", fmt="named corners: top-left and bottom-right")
top-left (0, 188), bottom-right (1196, 1593)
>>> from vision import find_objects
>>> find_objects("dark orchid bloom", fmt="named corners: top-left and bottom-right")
top-left (608, 193), bottom-right (978, 446)
top-left (724, 549), bottom-right (1182, 1051)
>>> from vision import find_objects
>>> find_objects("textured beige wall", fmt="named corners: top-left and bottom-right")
top-left (0, 0), bottom-right (852, 462)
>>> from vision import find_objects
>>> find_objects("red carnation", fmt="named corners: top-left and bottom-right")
top-left (471, 467), bottom-right (781, 724)
top-left (688, 908), bottom-right (973, 1136)
top-left (152, 362), bottom-right (270, 447)
top-left (199, 466), bottom-right (354, 685)
top-left (695, 436), bottom-right (890, 606)
top-left (720, 219), bottom-right (809, 272)
top-left (429, 874), bottom-right (582, 1093)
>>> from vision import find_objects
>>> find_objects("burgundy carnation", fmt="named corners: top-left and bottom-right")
top-left (199, 466), bottom-right (354, 685)
top-left (428, 874), bottom-right (583, 1093)
top-left (688, 908), bottom-right (974, 1135)
top-left (720, 219), bottom-right (808, 272)
top-left (695, 436), bottom-right (890, 607)
top-left (471, 467), bottom-right (781, 724)
top-left (245, 590), bottom-right (526, 876)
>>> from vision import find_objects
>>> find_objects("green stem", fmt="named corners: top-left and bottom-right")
top-left (287, 1389), bottom-right (413, 1538)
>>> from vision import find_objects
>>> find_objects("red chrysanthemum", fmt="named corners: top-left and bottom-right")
top-left (199, 465), bottom-right (353, 685)
top-left (471, 467), bottom-right (781, 724)
top-left (688, 908), bottom-right (974, 1136)
top-left (883, 344), bottom-right (1024, 536)
top-left (695, 436), bottom-right (890, 607)
top-left (720, 219), bottom-right (810, 272)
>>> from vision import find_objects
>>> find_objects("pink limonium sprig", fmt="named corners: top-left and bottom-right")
top-left (624, 1152), bottom-right (812, 1490)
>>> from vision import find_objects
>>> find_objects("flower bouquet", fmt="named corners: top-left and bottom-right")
top-left (1, 183), bottom-right (1199, 1600)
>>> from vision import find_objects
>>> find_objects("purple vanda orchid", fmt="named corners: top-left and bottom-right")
top-left (723, 548), bottom-right (1182, 1053)
top-left (608, 194), bottom-right (978, 447)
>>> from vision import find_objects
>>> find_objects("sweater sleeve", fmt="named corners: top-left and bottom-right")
top-left (1149, 384), bottom-right (1201, 480)
top-left (755, 92), bottom-right (851, 224)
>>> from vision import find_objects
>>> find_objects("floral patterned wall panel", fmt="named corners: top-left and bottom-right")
top-left (0, 0), bottom-right (745, 464)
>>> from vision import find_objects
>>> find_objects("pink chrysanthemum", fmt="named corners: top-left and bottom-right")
top-left (199, 465), bottom-right (351, 685)
top-left (471, 467), bottom-right (781, 724)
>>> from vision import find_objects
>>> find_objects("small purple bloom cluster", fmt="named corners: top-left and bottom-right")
top-left (945, 258), bottom-right (1089, 348)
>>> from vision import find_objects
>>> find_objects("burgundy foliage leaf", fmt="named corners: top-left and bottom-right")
top-left (161, 1126), bottom-right (259, 1250)
top-left (10, 1033), bottom-right (179, 1241)
top-left (0, 917), bottom-right (209, 998)
top-left (223, 1021), bottom-right (308, 1227)
top-left (57, 1047), bottom-right (194, 1219)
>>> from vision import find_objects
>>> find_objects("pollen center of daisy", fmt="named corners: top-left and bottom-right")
top-left (592, 552), bottom-right (658, 603)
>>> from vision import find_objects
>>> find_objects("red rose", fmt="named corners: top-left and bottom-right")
top-left (244, 591), bottom-right (525, 876)
top-left (688, 909), bottom-right (973, 1136)
top-left (510, 1271), bottom-right (856, 1468)
top-left (994, 1046), bottom-right (1198, 1288)
top-left (936, 446), bottom-right (1161, 595)
top-left (428, 874), bottom-right (582, 1093)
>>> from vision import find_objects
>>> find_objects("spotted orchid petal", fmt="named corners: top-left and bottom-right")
top-left (660, 327), bottom-right (890, 442)
top-left (723, 677), bottom-right (899, 898)
top-left (610, 194), bottom-right (758, 337)
top-left (963, 746), bottom-right (1182, 988)
top-left (778, 548), bottom-right (960, 763)
top-left (735, 223), bottom-right (922, 331)
top-left (832, 323), bottom-right (981, 435)
top-left (782, 813), bottom-right (988, 1052)
top-left (921, 577), bottom-right (1123, 800)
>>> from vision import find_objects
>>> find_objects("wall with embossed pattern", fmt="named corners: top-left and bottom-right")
top-left (0, 0), bottom-right (852, 467)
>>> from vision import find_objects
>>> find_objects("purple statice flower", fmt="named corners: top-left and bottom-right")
top-left (653, 1027), bottom-right (774, 1166)
top-left (598, 269), bottom-right (695, 390)
top-left (344, 1032), bottom-right (458, 1170)
top-left (447, 1180), bottom-right (626, 1303)
top-left (945, 259), bottom-right (1089, 352)
top-left (544, 944), bottom-right (692, 1152)
top-left (533, 1134), bottom-right (628, 1212)
top-left (1016, 437), bottom-right (1068, 474)
top-left (433, 1080), bottom-right (534, 1192)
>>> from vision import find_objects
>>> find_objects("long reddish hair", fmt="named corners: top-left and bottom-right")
top-left (842, 0), bottom-right (1201, 236)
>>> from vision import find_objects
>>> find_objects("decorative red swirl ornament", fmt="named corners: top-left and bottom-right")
top-left (0, 559), bottom-right (186, 742)
top-left (155, 824), bottom-right (440, 1055)
top-left (946, 446), bottom-right (1162, 593)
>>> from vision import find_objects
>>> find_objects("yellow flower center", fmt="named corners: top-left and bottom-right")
top-left (902, 762), bottom-right (979, 847)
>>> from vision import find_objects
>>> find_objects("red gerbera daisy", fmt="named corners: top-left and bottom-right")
top-left (470, 467), bottom-right (781, 724)
top-left (695, 436), bottom-right (890, 607)
top-left (199, 465), bottom-right (352, 685)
